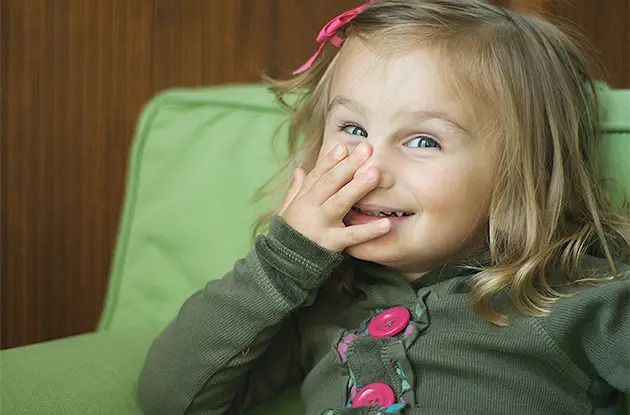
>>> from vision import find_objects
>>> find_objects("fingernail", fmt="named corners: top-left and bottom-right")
top-left (364, 168), bottom-right (375, 181)
top-left (378, 219), bottom-right (390, 231)
top-left (357, 143), bottom-right (369, 155)
top-left (335, 144), bottom-right (346, 159)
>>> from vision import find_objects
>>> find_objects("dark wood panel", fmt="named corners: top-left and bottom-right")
top-left (506, 0), bottom-right (629, 87)
top-left (552, 0), bottom-right (629, 88)
top-left (0, 0), bottom-right (359, 350)
top-left (1, 0), bottom-right (628, 350)
top-left (149, 0), bottom-right (363, 88)
top-left (1, 0), bottom-right (156, 349)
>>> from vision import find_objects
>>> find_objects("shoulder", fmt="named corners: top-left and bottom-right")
top-left (533, 255), bottom-right (629, 353)
top-left (530, 256), bottom-right (630, 392)
top-left (540, 255), bottom-right (628, 322)
top-left (548, 255), bottom-right (630, 306)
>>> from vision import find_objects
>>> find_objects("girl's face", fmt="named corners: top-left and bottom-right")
top-left (319, 40), bottom-right (496, 279)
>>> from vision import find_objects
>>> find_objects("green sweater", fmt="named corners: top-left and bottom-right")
top-left (138, 217), bottom-right (629, 414)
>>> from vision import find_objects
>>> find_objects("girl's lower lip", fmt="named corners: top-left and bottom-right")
top-left (343, 209), bottom-right (414, 226)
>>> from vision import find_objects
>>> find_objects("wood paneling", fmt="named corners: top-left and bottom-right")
top-left (505, 0), bottom-right (629, 87)
top-left (1, 0), bottom-right (155, 349)
top-left (0, 0), bottom-right (359, 350)
top-left (2, 0), bottom-right (628, 349)
top-left (550, 0), bottom-right (629, 88)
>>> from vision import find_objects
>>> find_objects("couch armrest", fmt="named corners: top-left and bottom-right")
top-left (0, 326), bottom-right (162, 415)
top-left (0, 325), bottom-right (303, 415)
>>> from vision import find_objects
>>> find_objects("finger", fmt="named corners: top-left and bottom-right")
top-left (279, 168), bottom-right (306, 215)
top-left (299, 144), bottom-right (347, 196)
top-left (308, 142), bottom-right (372, 205)
top-left (330, 219), bottom-right (391, 251)
top-left (323, 167), bottom-right (379, 218)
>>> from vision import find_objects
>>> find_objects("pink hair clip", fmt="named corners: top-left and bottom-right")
top-left (293, 0), bottom-right (377, 74)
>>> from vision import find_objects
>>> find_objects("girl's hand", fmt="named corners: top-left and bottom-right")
top-left (279, 143), bottom-right (391, 252)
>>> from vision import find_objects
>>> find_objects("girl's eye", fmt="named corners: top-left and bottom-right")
top-left (340, 124), bottom-right (368, 138)
top-left (406, 135), bottom-right (440, 149)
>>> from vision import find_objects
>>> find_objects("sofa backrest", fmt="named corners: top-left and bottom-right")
top-left (598, 86), bottom-right (630, 208)
top-left (99, 84), bottom-right (630, 331)
top-left (99, 85), bottom-right (289, 330)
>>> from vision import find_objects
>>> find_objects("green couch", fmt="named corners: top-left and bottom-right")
top-left (1, 84), bottom-right (628, 414)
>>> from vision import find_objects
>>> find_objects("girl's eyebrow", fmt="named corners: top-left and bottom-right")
top-left (327, 96), bottom-right (469, 134)
top-left (327, 96), bottom-right (367, 118)
top-left (411, 110), bottom-right (470, 135)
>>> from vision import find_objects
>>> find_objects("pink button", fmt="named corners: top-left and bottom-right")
top-left (367, 306), bottom-right (410, 338)
top-left (352, 382), bottom-right (395, 408)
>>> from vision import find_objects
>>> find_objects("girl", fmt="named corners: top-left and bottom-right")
top-left (138, 1), bottom-right (630, 414)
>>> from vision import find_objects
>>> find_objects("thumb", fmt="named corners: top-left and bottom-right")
top-left (279, 168), bottom-right (305, 215)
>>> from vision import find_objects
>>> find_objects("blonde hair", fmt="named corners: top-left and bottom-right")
top-left (253, 0), bottom-right (630, 325)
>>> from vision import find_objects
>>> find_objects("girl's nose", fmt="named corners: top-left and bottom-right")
top-left (356, 147), bottom-right (395, 189)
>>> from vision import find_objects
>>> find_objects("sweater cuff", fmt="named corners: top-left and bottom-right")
top-left (268, 216), bottom-right (345, 274)
top-left (255, 216), bottom-right (345, 305)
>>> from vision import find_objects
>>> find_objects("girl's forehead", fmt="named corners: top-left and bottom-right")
top-left (328, 39), bottom-right (473, 128)
top-left (334, 39), bottom-right (443, 82)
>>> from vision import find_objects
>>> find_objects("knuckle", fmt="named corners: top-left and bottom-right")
top-left (321, 173), bottom-right (336, 187)
top-left (328, 197), bottom-right (345, 213)
top-left (301, 176), bottom-right (314, 189)
top-left (348, 228), bottom-right (358, 244)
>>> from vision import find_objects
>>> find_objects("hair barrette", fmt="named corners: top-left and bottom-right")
top-left (293, 0), bottom-right (378, 74)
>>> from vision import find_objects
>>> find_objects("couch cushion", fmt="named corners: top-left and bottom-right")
top-left (99, 84), bottom-right (289, 330)
top-left (598, 85), bottom-right (630, 209)
top-left (99, 84), bottom-right (630, 331)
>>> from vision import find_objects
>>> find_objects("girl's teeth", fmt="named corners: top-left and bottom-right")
top-left (352, 207), bottom-right (412, 217)
top-left (365, 211), bottom-right (387, 217)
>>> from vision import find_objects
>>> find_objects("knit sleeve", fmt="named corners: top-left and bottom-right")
top-left (137, 216), bottom-right (344, 415)
top-left (536, 261), bottom-right (630, 393)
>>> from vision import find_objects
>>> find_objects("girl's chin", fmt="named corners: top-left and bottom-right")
top-left (344, 238), bottom-right (396, 263)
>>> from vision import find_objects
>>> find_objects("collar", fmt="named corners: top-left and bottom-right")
top-left (410, 250), bottom-right (491, 290)
top-left (351, 250), bottom-right (491, 302)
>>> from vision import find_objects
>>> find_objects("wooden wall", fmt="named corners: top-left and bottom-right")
top-left (505, 0), bottom-right (629, 87)
top-left (2, 0), bottom-right (628, 350)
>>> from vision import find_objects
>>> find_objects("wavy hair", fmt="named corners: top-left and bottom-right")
top-left (253, 0), bottom-right (630, 325)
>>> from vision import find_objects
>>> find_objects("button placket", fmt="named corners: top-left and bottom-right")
top-left (346, 335), bottom-right (401, 399)
top-left (382, 338), bottom-right (416, 406)
top-left (331, 293), bottom-right (431, 413)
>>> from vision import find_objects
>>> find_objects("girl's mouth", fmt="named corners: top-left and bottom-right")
top-left (351, 206), bottom-right (414, 217)
top-left (344, 206), bottom-right (415, 226)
